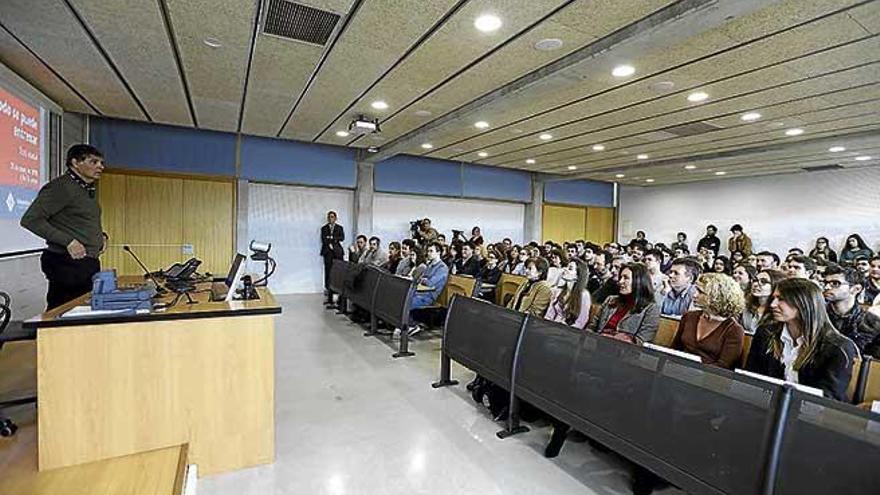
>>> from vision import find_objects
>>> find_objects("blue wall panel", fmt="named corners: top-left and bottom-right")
top-left (544, 179), bottom-right (615, 207)
top-left (374, 155), bottom-right (462, 197)
top-left (240, 135), bottom-right (356, 188)
top-left (90, 117), bottom-right (236, 175)
top-left (462, 164), bottom-right (531, 202)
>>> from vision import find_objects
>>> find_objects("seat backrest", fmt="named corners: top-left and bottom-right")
top-left (443, 275), bottom-right (477, 308)
top-left (653, 317), bottom-right (680, 347)
top-left (846, 357), bottom-right (862, 404)
top-left (496, 273), bottom-right (528, 307)
top-left (739, 333), bottom-right (753, 369)
top-left (589, 303), bottom-right (602, 323)
top-left (862, 358), bottom-right (880, 403)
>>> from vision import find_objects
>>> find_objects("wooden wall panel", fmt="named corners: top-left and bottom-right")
top-left (586, 206), bottom-right (616, 245)
top-left (182, 180), bottom-right (235, 276)
top-left (97, 171), bottom-right (234, 276)
top-left (542, 204), bottom-right (586, 244)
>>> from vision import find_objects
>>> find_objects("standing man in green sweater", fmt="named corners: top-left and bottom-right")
top-left (21, 144), bottom-right (105, 309)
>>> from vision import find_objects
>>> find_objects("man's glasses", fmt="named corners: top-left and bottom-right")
top-left (822, 280), bottom-right (846, 289)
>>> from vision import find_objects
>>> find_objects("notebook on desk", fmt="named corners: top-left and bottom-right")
top-left (210, 254), bottom-right (246, 302)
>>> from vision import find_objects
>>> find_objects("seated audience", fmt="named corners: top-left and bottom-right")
top-left (501, 238), bottom-right (512, 250)
top-left (477, 249), bottom-right (503, 301)
top-left (382, 241), bottom-right (401, 273)
top-left (592, 256), bottom-right (623, 303)
top-left (501, 245), bottom-right (519, 273)
top-left (643, 249), bottom-right (667, 303)
top-left (395, 240), bottom-right (416, 277)
top-left (810, 237), bottom-right (837, 262)
top-left (745, 278), bottom-right (858, 401)
top-left (697, 225), bottom-right (721, 255)
top-left (731, 250), bottom-right (745, 265)
top-left (510, 248), bottom-right (530, 276)
top-left (407, 242), bottom-right (449, 335)
top-left (443, 243), bottom-right (458, 268)
top-left (629, 230), bottom-right (649, 251)
top-left (861, 256), bottom-right (880, 304)
top-left (437, 233), bottom-right (447, 245)
top-left (728, 224), bottom-right (753, 256)
top-left (588, 263), bottom-right (659, 345)
top-left (672, 273), bottom-right (746, 369)
top-left (545, 258), bottom-right (592, 329)
top-left (698, 246), bottom-right (716, 273)
top-left (547, 249), bottom-right (567, 287)
top-left (406, 249), bottom-right (427, 280)
top-left (360, 236), bottom-right (388, 266)
top-left (419, 218), bottom-right (439, 245)
top-left (839, 233), bottom-right (874, 265)
top-left (854, 255), bottom-right (870, 279)
top-left (507, 257), bottom-right (553, 317)
top-left (660, 258), bottom-right (701, 316)
top-left (788, 247), bottom-right (805, 257)
top-left (745, 253), bottom-right (758, 268)
top-left (349, 235), bottom-right (367, 262)
top-left (732, 263), bottom-right (758, 292)
top-left (756, 251), bottom-right (781, 270)
top-left (740, 269), bottom-right (788, 335)
top-left (469, 226), bottom-right (484, 247)
top-left (823, 264), bottom-right (880, 357)
top-left (453, 242), bottom-right (481, 277)
top-left (713, 255), bottom-right (732, 275)
top-left (670, 232), bottom-right (688, 253)
top-left (566, 244), bottom-right (578, 261)
top-left (785, 254), bottom-right (816, 280)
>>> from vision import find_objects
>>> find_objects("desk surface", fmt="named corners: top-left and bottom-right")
top-left (1, 443), bottom-right (187, 495)
top-left (25, 276), bottom-right (281, 329)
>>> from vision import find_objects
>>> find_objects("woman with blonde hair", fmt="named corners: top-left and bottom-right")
top-left (745, 278), bottom-right (858, 401)
top-left (672, 273), bottom-right (746, 369)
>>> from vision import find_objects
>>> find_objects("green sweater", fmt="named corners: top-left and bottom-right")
top-left (20, 173), bottom-right (103, 258)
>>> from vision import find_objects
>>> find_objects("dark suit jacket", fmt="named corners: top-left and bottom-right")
top-left (320, 223), bottom-right (345, 258)
top-left (745, 324), bottom-right (857, 402)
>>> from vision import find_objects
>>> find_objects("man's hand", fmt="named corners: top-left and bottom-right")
top-left (67, 239), bottom-right (87, 259)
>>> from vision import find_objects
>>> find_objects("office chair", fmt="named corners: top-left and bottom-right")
top-left (0, 291), bottom-right (37, 437)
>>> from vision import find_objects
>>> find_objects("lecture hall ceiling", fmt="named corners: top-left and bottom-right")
top-left (1, 0), bottom-right (878, 185)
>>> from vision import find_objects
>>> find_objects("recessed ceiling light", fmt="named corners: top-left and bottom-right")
top-left (650, 81), bottom-right (675, 93)
top-left (612, 65), bottom-right (635, 77)
top-left (615, 173), bottom-right (625, 178)
top-left (684, 165), bottom-right (697, 170)
top-left (525, 159), bottom-right (536, 164)
top-left (534, 38), bottom-right (563, 51)
top-left (510, 128), bottom-right (523, 134)
top-left (474, 121), bottom-right (489, 129)
top-left (687, 91), bottom-right (709, 102)
top-left (421, 143), bottom-right (433, 149)
top-left (567, 166), bottom-right (577, 171)
top-left (855, 155), bottom-right (872, 161)
top-left (828, 146), bottom-right (846, 152)
top-left (592, 144), bottom-right (605, 151)
top-left (740, 112), bottom-right (762, 121)
top-left (715, 171), bottom-right (727, 176)
top-left (636, 154), bottom-right (649, 160)
top-left (645, 178), bottom-right (655, 183)
top-left (335, 130), bottom-right (349, 137)
top-left (203, 37), bottom-right (222, 48)
top-left (414, 110), bottom-right (432, 117)
top-left (477, 151), bottom-right (489, 158)
top-left (474, 14), bottom-right (502, 32)
top-left (371, 100), bottom-right (388, 110)
top-left (367, 147), bottom-right (379, 153)
top-left (539, 133), bottom-right (553, 140)
top-left (785, 128), bottom-right (804, 136)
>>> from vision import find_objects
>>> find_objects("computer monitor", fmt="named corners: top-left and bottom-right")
top-left (224, 254), bottom-right (246, 287)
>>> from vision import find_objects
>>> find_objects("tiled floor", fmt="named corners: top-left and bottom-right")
top-left (199, 294), bottom-right (684, 495)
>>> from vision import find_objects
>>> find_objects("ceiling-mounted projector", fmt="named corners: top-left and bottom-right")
top-left (349, 115), bottom-right (381, 135)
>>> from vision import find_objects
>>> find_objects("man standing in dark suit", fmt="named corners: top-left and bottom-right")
top-left (320, 211), bottom-right (345, 305)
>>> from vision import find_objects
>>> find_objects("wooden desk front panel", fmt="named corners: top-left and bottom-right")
top-left (38, 315), bottom-right (274, 475)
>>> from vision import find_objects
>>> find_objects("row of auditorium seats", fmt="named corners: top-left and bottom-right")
top-left (433, 296), bottom-right (880, 495)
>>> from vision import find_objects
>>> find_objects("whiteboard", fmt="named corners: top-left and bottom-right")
top-left (372, 193), bottom-right (526, 247)
top-left (247, 183), bottom-right (353, 294)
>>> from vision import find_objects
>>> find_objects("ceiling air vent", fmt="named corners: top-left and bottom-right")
top-left (802, 164), bottom-right (843, 172)
top-left (263, 0), bottom-right (340, 46)
top-left (662, 121), bottom-right (723, 137)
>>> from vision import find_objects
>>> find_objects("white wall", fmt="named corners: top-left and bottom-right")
top-left (247, 183), bottom-right (353, 294)
top-left (618, 168), bottom-right (880, 256)
top-left (372, 193), bottom-right (526, 247)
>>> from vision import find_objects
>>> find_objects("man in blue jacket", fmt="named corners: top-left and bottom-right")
top-left (407, 242), bottom-right (448, 336)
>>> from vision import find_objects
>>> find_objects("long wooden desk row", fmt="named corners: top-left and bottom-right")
top-left (22, 277), bottom-right (282, 475)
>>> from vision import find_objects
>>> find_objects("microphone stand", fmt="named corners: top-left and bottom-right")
top-left (123, 245), bottom-right (167, 294)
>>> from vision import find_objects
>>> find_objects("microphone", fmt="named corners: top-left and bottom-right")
top-left (123, 245), bottom-right (166, 294)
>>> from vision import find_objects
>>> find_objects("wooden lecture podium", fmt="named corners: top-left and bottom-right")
top-left (23, 277), bottom-right (282, 476)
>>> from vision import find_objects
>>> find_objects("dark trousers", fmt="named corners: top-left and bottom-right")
top-left (41, 250), bottom-right (100, 310)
